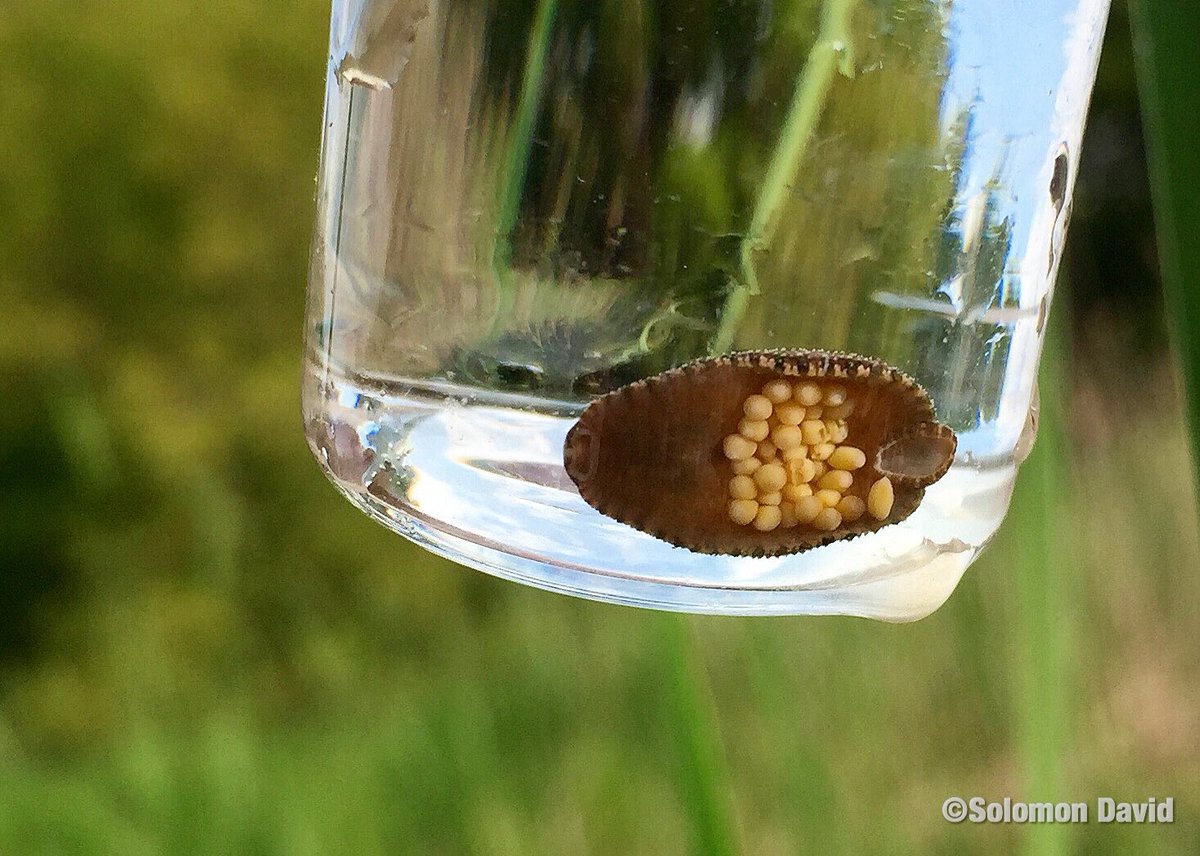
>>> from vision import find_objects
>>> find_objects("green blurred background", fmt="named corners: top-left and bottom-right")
top-left (1, 1), bottom-right (1197, 853)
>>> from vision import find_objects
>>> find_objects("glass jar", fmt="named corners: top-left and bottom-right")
top-left (303, 0), bottom-right (1111, 618)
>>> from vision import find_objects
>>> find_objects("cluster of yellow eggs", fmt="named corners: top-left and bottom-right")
top-left (721, 378), bottom-right (895, 533)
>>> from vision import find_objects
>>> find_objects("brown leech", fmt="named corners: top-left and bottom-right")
top-left (563, 350), bottom-right (957, 557)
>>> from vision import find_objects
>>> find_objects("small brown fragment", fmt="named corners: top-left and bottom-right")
top-left (562, 349), bottom-right (957, 556)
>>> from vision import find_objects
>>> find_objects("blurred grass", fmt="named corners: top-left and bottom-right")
top-left (0, 0), bottom-right (1198, 854)
top-left (1129, 0), bottom-right (1200, 496)
top-left (656, 615), bottom-right (738, 855)
top-left (1010, 330), bottom-right (1073, 856)
top-left (714, 0), bottom-right (858, 352)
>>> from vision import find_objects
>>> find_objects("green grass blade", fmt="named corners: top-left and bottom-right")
top-left (656, 615), bottom-right (739, 856)
top-left (494, 0), bottom-right (557, 270)
top-left (712, 0), bottom-right (859, 353)
top-left (1128, 0), bottom-right (1200, 496)
top-left (1010, 331), bottom-right (1074, 856)
top-left (489, 0), bottom-right (558, 332)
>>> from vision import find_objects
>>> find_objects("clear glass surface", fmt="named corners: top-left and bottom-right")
top-left (303, 0), bottom-right (1110, 618)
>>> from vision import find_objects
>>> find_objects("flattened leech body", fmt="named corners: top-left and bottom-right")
top-left (562, 350), bottom-right (957, 557)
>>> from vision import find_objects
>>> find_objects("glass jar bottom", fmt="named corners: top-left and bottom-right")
top-left (305, 368), bottom-right (1017, 619)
